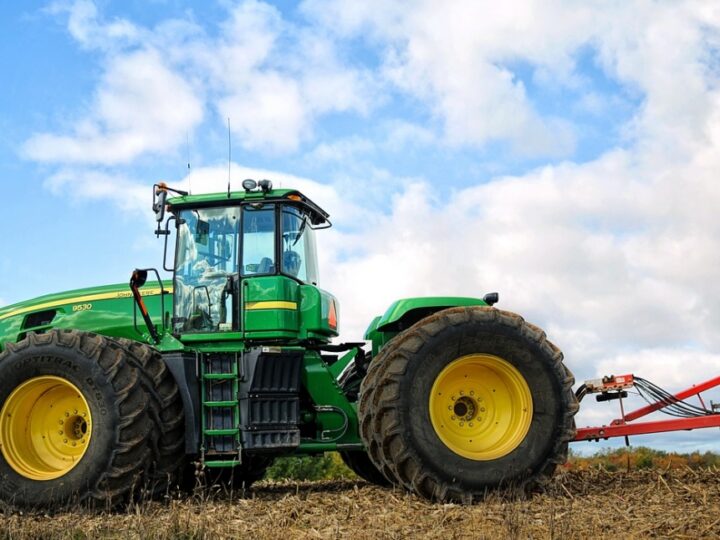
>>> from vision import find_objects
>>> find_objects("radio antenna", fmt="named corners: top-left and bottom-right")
top-left (227, 118), bottom-right (232, 198)
top-left (186, 132), bottom-right (192, 195)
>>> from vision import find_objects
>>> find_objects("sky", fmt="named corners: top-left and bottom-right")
top-left (2, 0), bottom-right (720, 454)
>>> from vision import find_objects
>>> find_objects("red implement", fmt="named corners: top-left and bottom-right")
top-left (573, 374), bottom-right (720, 442)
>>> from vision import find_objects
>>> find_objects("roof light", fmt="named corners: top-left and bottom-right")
top-left (242, 179), bottom-right (257, 191)
top-left (258, 179), bottom-right (273, 193)
top-left (287, 194), bottom-right (302, 201)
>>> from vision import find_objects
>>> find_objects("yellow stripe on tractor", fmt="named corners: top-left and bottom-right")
top-left (0, 288), bottom-right (172, 321)
top-left (244, 301), bottom-right (298, 310)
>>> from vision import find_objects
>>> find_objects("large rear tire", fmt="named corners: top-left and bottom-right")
top-left (0, 330), bottom-right (153, 508)
top-left (111, 338), bottom-right (185, 494)
top-left (339, 450), bottom-right (392, 486)
top-left (358, 307), bottom-right (577, 502)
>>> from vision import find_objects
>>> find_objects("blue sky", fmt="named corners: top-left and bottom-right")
top-left (2, 1), bottom-right (720, 454)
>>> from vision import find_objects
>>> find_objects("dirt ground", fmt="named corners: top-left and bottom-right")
top-left (1, 468), bottom-right (719, 539)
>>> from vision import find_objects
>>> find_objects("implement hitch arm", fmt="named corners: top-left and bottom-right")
top-left (574, 373), bottom-right (720, 442)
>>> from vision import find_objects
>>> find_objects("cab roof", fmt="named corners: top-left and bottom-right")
top-left (167, 188), bottom-right (330, 227)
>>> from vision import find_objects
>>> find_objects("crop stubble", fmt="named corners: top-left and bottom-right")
top-left (1, 468), bottom-right (719, 539)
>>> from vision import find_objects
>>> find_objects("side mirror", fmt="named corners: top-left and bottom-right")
top-left (153, 184), bottom-right (168, 224)
top-left (131, 269), bottom-right (148, 288)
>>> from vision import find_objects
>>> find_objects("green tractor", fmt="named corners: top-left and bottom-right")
top-left (0, 181), bottom-right (577, 508)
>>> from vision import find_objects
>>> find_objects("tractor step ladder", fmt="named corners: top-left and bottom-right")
top-left (200, 352), bottom-right (242, 467)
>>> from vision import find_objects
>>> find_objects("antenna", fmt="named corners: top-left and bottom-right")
top-left (186, 132), bottom-right (192, 195)
top-left (227, 118), bottom-right (232, 198)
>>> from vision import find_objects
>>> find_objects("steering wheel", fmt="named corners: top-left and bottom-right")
top-left (185, 308), bottom-right (214, 331)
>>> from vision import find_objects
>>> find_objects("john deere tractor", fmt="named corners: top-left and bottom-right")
top-left (0, 181), bottom-right (577, 508)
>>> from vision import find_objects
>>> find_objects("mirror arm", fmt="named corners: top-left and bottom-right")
top-left (130, 268), bottom-right (164, 344)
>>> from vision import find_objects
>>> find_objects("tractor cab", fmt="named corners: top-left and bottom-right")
top-left (150, 181), bottom-right (337, 342)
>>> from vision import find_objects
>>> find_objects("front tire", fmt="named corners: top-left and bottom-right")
top-left (0, 330), bottom-right (154, 508)
top-left (359, 307), bottom-right (577, 502)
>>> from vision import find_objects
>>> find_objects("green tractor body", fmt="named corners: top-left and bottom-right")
top-left (0, 182), bottom-right (577, 508)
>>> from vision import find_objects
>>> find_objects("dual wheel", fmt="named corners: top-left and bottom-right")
top-left (0, 330), bottom-right (185, 508)
top-left (355, 306), bottom-right (578, 502)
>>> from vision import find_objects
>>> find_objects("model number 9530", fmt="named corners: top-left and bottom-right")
top-left (72, 303), bottom-right (93, 312)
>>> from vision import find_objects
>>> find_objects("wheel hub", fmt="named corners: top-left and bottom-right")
top-left (0, 376), bottom-right (93, 480)
top-left (452, 395), bottom-right (477, 422)
top-left (429, 354), bottom-right (533, 461)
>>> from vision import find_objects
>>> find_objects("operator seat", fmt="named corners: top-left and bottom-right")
top-left (282, 250), bottom-right (301, 277)
top-left (257, 257), bottom-right (274, 274)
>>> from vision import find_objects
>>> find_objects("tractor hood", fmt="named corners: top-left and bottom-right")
top-left (0, 282), bottom-right (171, 351)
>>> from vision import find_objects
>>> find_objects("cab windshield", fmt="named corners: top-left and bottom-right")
top-left (172, 203), bottom-right (319, 334)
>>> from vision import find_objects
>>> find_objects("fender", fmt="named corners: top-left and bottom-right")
top-left (364, 296), bottom-right (493, 356)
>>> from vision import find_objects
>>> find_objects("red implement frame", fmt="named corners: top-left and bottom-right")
top-left (574, 374), bottom-right (720, 442)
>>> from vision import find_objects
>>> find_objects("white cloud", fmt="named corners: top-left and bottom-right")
top-left (302, 0), bottom-right (720, 158)
top-left (30, 0), bottom-right (378, 158)
top-left (24, 48), bottom-right (204, 164)
top-left (217, 74), bottom-right (308, 153)
top-left (208, 2), bottom-right (377, 152)
top-left (383, 120), bottom-right (436, 150)
top-left (303, 0), bottom-right (595, 155)
top-left (34, 0), bottom-right (720, 161)
top-left (44, 169), bottom-right (148, 213)
top-left (47, 0), bottom-right (143, 51)
top-left (305, 136), bottom-right (375, 164)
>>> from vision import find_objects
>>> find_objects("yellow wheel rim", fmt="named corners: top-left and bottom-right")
top-left (0, 376), bottom-right (92, 480)
top-left (429, 354), bottom-right (532, 461)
